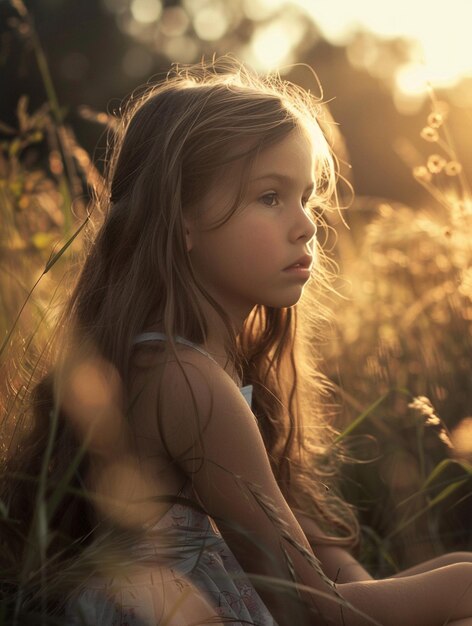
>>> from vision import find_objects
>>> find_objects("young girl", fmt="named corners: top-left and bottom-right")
top-left (4, 58), bottom-right (472, 626)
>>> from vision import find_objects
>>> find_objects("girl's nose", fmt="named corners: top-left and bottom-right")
top-left (294, 203), bottom-right (318, 243)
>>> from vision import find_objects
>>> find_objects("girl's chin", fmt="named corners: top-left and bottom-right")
top-left (262, 294), bottom-right (306, 309)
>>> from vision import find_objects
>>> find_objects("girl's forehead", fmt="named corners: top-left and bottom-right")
top-left (193, 128), bottom-right (316, 218)
top-left (250, 129), bottom-right (315, 179)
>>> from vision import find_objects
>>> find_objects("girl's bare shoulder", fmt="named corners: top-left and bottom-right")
top-left (157, 347), bottom-right (245, 419)
top-left (142, 347), bottom-right (261, 465)
top-left (128, 342), bottom-right (241, 436)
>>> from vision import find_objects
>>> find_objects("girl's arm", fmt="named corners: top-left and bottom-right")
top-left (158, 352), bottom-right (472, 626)
top-left (389, 552), bottom-right (472, 578)
top-left (341, 565), bottom-right (472, 626)
top-left (292, 510), bottom-right (373, 582)
top-left (294, 509), bottom-right (472, 584)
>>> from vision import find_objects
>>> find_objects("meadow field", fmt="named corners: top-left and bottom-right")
top-left (1, 2), bottom-right (472, 622)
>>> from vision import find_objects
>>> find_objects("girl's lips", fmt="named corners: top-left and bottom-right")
top-left (283, 266), bottom-right (311, 279)
top-left (283, 254), bottom-right (313, 270)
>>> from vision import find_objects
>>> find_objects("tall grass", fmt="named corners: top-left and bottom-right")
top-left (1, 1), bottom-right (471, 623)
top-left (320, 92), bottom-right (472, 574)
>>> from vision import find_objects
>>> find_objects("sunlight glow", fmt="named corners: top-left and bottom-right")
top-left (104, 0), bottom-right (472, 107)
top-left (311, 0), bottom-right (472, 95)
top-left (396, 63), bottom-right (429, 96)
top-left (242, 0), bottom-right (285, 21)
top-left (250, 16), bottom-right (306, 71)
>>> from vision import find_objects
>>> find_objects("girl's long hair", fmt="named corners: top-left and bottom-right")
top-left (2, 58), bottom-right (358, 565)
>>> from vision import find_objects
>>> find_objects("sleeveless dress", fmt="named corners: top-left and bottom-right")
top-left (64, 332), bottom-right (278, 626)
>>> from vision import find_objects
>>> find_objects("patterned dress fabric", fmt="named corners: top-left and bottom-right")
top-left (64, 333), bottom-right (277, 625)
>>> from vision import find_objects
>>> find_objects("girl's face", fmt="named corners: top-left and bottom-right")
top-left (185, 127), bottom-right (318, 330)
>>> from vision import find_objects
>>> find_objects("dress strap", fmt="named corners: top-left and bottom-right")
top-left (132, 332), bottom-right (254, 409)
top-left (132, 331), bottom-right (219, 365)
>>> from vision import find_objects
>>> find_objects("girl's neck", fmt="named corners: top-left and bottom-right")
top-left (147, 292), bottom-right (249, 387)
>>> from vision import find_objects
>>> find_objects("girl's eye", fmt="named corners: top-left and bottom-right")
top-left (259, 192), bottom-right (317, 210)
top-left (260, 192), bottom-right (279, 207)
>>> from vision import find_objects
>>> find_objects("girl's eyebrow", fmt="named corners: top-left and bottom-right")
top-left (249, 173), bottom-right (315, 193)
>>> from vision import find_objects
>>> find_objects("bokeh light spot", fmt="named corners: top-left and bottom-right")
top-left (131, 0), bottom-right (162, 24)
top-left (451, 417), bottom-right (472, 459)
top-left (242, 0), bottom-right (283, 21)
top-left (395, 62), bottom-right (428, 97)
top-left (250, 17), bottom-right (305, 71)
top-left (161, 35), bottom-right (199, 64)
top-left (346, 34), bottom-right (379, 71)
top-left (193, 6), bottom-right (228, 41)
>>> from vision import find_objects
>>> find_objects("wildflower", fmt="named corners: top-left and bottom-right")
top-left (408, 396), bottom-right (455, 449)
top-left (426, 154), bottom-right (446, 174)
top-left (445, 161), bottom-right (462, 176)
top-left (408, 396), bottom-right (440, 426)
top-left (413, 165), bottom-right (432, 182)
top-left (425, 413), bottom-right (441, 426)
top-left (438, 430), bottom-right (453, 449)
top-left (427, 111), bottom-right (443, 129)
top-left (420, 127), bottom-right (439, 142)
